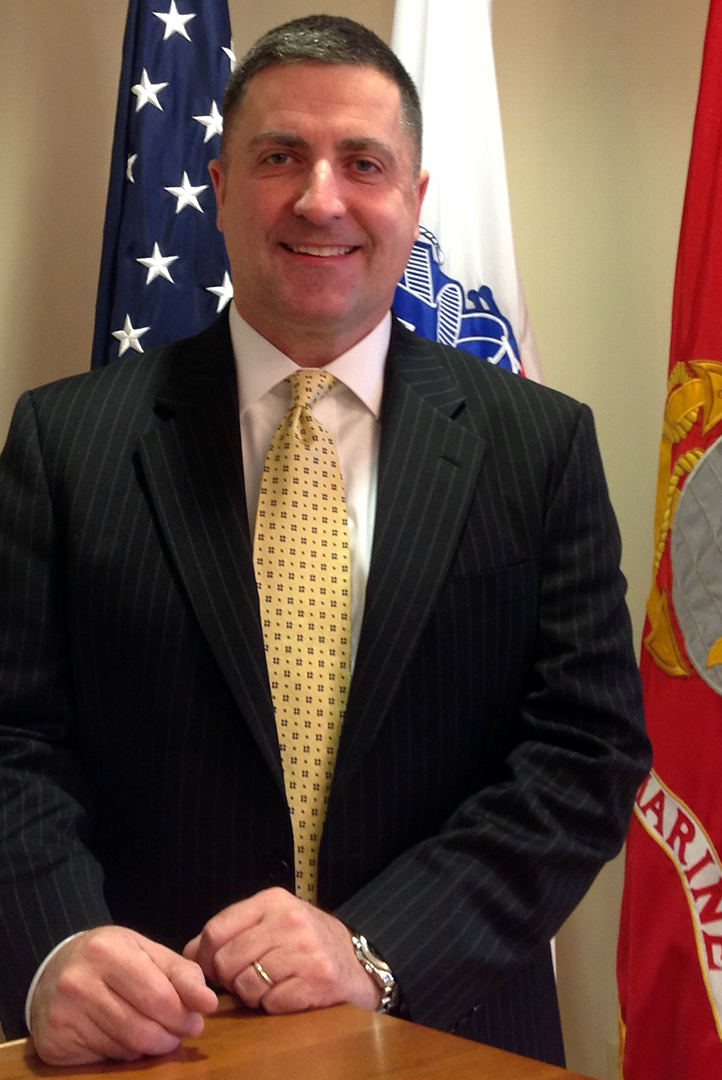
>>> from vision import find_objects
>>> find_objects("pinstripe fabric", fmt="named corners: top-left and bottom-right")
top-left (0, 314), bottom-right (650, 1063)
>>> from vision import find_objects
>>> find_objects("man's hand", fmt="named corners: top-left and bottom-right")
top-left (183, 887), bottom-right (381, 1014)
top-left (30, 926), bottom-right (218, 1065)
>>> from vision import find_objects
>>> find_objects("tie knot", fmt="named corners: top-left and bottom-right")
top-left (289, 369), bottom-right (337, 412)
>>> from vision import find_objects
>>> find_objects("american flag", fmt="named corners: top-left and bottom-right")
top-left (92, 0), bottom-right (234, 368)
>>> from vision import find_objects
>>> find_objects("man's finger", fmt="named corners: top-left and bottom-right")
top-left (229, 949), bottom-right (293, 1010)
top-left (34, 1010), bottom-right (145, 1067)
top-left (83, 989), bottom-right (185, 1060)
top-left (34, 976), bottom-right (183, 1065)
top-left (185, 891), bottom-right (270, 979)
top-left (142, 937), bottom-right (218, 1018)
top-left (97, 937), bottom-right (215, 1036)
top-left (183, 933), bottom-right (201, 963)
top-left (256, 974), bottom-right (329, 1016)
top-left (206, 923), bottom-right (278, 991)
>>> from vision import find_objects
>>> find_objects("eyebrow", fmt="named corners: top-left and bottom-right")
top-left (336, 137), bottom-right (397, 162)
top-left (248, 130), bottom-right (307, 150)
top-left (247, 131), bottom-right (398, 164)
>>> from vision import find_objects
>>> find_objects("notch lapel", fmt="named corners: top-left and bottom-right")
top-left (333, 325), bottom-right (486, 792)
top-left (134, 318), bottom-right (283, 791)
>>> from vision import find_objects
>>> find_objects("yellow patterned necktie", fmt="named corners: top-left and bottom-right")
top-left (253, 369), bottom-right (351, 904)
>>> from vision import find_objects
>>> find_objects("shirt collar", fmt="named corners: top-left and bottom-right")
top-left (229, 304), bottom-right (390, 420)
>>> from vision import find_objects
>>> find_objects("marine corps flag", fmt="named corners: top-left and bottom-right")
top-left (92, 0), bottom-right (233, 368)
top-left (618, 2), bottom-right (722, 1075)
top-left (390, 0), bottom-right (542, 380)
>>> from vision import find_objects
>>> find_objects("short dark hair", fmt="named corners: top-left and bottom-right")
top-left (221, 14), bottom-right (422, 171)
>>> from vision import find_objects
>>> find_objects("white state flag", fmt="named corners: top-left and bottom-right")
top-left (391, 0), bottom-right (542, 381)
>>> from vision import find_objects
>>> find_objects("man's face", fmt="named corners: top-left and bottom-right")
top-left (209, 62), bottom-right (428, 363)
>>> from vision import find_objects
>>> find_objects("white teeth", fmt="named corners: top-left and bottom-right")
top-left (288, 245), bottom-right (354, 257)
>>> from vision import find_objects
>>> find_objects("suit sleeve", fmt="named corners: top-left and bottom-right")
top-left (334, 401), bottom-right (651, 1032)
top-left (0, 392), bottom-right (111, 1038)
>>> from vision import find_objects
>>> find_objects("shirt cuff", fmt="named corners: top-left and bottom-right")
top-left (25, 932), bottom-right (87, 1033)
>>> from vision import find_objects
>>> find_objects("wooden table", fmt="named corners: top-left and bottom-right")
top-left (0, 997), bottom-right (593, 1080)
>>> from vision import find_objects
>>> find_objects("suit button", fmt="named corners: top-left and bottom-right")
top-left (268, 858), bottom-right (291, 884)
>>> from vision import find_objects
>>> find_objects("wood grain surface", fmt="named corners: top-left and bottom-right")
top-left (0, 997), bottom-right (593, 1080)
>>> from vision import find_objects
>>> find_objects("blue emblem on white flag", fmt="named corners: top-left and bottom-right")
top-left (391, 0), bottom-right (542, 381)
top-left (393, 228), bottom-right (521, 373)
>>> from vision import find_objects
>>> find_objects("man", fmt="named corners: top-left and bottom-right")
top-left (0, 15), bottom-right (650, 1068)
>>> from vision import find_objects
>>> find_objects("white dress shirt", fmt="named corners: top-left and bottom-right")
top-left (229, 304), bottom-right (389, 668)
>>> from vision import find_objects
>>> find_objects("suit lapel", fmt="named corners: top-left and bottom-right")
top-left (132, 317), bottom-right (484, 798)
top-left (333, 324), bottom-right (486, 793)
top-left (135, 317), bottom-right (284, 791)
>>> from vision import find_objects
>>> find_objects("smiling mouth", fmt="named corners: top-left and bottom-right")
top-left (281, 243), bottom-right (358, 257)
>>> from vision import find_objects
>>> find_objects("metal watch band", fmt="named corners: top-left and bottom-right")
top-left (351, 932), bottom-right (398, 1014)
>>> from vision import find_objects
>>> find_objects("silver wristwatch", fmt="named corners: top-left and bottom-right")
top-left (351, 932), bottom-right (398, 1013)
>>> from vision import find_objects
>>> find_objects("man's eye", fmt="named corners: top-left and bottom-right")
top-left (265, 152), bottom-right (292, 165)
top-left (352, 159), bottom-right (379, 174)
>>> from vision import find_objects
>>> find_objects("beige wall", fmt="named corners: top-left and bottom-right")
top-left (494, 4), bottom-right (707, 1075)
top-left (0, 1), bottom-right (710, 1076)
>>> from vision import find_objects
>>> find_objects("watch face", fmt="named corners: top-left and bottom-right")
top-left (353, 934), bottom-right (396, 998)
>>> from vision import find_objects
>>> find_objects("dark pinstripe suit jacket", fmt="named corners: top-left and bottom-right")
top-left (0, 314), bottom-right (649, 1061)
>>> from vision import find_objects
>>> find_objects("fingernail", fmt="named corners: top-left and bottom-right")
top-left (186, 1012), bottom-right (204, 1037)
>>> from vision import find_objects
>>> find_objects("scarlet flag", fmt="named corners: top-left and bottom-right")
top-left (618, 2), bottom-right (722, 1075)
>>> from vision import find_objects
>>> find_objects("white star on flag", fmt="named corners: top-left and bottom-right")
top-left (206, 272), bottom-right (234, 312)
top-left (131, 69), bottom-right (168, 112)
top-left (193, 101), bottom-right (223, 143)
top-left (153, 1), bottom-right (196, 41)
top-left (223, 40), bottom-right (237, 70)
top-left (164, 172), bottom-right (208, 213)
top-left (136, 242), bottom-right (180, 284)
top-left (93, 0), bottom-right (233, 368)
top-left (112, 315), bottom-right (151, 356)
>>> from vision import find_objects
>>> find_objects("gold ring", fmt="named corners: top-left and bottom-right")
top-left (253, 960), bottom-right (275, 988)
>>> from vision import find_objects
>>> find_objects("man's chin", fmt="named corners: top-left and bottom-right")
top-left (246, 300), bottom-right (386, 363)
top-left (272, 292), bottom-right (363, 334)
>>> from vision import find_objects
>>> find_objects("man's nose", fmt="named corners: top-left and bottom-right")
top-left (293, 160), bottom-right (345, 224)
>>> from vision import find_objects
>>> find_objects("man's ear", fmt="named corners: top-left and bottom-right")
top-left (208, 158), bottom-right (226, 232)
top-left (415, 169), bottom-right (430, 234)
